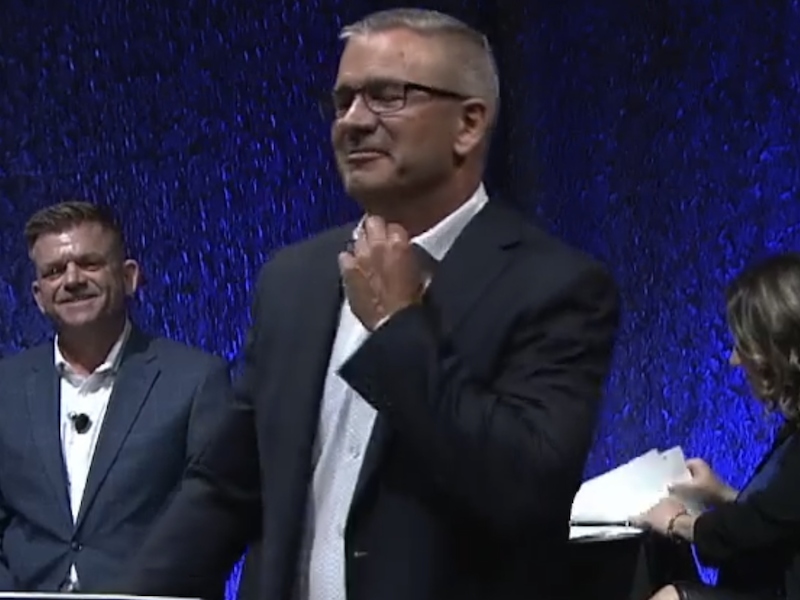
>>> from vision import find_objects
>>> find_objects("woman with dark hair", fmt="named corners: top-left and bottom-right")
top-left (635, 252), bottom-right (800, 600)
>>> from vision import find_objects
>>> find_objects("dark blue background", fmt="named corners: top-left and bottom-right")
top-left (2, 0), bottom-right (799, 593)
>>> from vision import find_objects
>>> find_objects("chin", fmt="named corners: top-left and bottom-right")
top-left (59, 319), bottom-right (103, 331)
top-left (344, 173), bottom-right (396, 197)
top-left (53, 310), bottom-right (104, 329)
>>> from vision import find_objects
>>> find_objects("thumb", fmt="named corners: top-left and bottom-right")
top-left (684, 458), bottom-right (705, 475)
top-left (629, 514), bottom-right (646, 527)
top-left (668, 480), bottom-right (694, 494)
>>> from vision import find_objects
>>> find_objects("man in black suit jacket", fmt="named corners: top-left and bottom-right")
top-left (118, 8), bottom-right (620, 600)
top-left (0, 201), bottom-right (232, 592)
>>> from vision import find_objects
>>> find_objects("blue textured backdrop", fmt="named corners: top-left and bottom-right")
top-left (2, 0), bottom-right (800, 593)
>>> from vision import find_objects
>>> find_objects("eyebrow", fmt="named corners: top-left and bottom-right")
top-left (334, 76), bottom-right (404, 89)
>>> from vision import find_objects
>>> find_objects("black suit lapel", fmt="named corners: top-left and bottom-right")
top-left (258, 228), bottom-right (353, 600)
top-left (425, 202), bottom-right (522, 332)
top-left (275, 227), bottom-right (352, 483)
top-left (26, 345), bottom-right (72, 523)
top-left (352, 202), bottom-right (522, 508)
top-left (75, 329), bottom-right (158, 529)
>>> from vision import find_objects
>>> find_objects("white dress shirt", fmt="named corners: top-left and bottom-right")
top-left (296, 185), bottom-right (489, 600)
top-left (56, 320), bottom-right (131, 587)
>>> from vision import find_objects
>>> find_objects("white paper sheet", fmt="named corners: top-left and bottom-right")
top-left (569, 446), bottom-right (695, 541)
top-left (568, 525), bottom-right (642, 542)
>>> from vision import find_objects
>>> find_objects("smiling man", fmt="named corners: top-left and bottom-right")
top-left (0, 201), bottom-right (233, 593)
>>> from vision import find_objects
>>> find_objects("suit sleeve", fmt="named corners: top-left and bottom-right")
top-left (693, 434), bottom-right (800, 566)
top-left (338, 263), bottom-right (619, 536)
top-left (0, 364), bottom-right (18, 590)
top-left (0, 489), bottom-right (18, 590)
top-left (114, 296), bottom-right (264, 597)
top-left (186, 357), bottom-right (239, 462)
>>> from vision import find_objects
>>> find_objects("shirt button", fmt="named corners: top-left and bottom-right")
top-left (348, 445), bottom-right (362, 459)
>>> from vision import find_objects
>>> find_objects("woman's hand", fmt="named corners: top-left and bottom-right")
top-left (632, 496), bottom-right (688, 536)
top-left (669, 458), bottom-right (738, 506)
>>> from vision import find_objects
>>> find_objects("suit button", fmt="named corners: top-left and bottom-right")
top-left (71, 541), bottom-right (83, 552)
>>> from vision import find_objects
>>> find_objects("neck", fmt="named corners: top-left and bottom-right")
top-left (58, 316), bottom-right (127, 376)
top-left (361, 176), bottom-right (481, 237)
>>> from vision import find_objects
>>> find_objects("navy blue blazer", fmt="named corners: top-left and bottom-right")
top-left (0, 327), bottom-right (233, 592)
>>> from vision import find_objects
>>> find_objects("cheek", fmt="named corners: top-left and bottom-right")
top-left (407, 119), bottom-right (451, 152)
top-left (397, 130), bottom-right (449, 169)
top-left (36, 283), bottom-right (57, 302)
top-left (331, 126), bottom-right (347, 153)
top-left (87, 275), bottom-right (117, 297)
top-left (34, 285), bottom-right (59, 314)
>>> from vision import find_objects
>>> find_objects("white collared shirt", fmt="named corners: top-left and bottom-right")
top-left (296, 185), bottom-right (489, 600)
top-left (56, 320), bottom-right (131, 585)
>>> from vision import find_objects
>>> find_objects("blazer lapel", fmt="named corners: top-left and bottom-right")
top-left (351, 202), bottom-right (522, 508)
top-left (75, 329), bottom-right (158, 528)
top-left (26, 345), bottom-right (72, 523)
top-left (253, 228), bottom-right (354, 599)
top-left (425, 202), bottom-right (522, 334)
top-left (275, 227), bottom-right (353, 488)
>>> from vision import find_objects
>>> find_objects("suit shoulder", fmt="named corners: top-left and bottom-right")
top-left (503, 211), bottom-right (618, 302)
top-left (0, 342), bottom-right (51, 374)
top-left (146, 337), bottom-right (227, 370)
top-left (254, 224), bottom-right (352, 287)
top-left (518, 218), bottom-right (611, 275)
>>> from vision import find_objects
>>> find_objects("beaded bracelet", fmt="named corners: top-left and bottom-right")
top-left (666, 508), bottom-right (689, 539)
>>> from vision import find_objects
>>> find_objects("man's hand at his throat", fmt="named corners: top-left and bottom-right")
top-left (338, 216), bottom-right (427, 331)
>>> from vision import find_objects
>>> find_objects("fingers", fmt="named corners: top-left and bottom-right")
top-left (668, 482), bottom-right (693, 495)
top-left (684, 458), bottom-right (705, 474)
top-left (355, 218), bottom-right (411, 271)
top-left (363, 216), bottom-right (387, 243)
top-left (362, 216), bottom-right (409, 244)
top-left (338, 251), bottom-right (358, 275)
top-left (386, 222), bottom-right (408, 244)
top-left (353, 230), bottom-right (370, 262)
top-left (629, 514), bottom-right (648, 528)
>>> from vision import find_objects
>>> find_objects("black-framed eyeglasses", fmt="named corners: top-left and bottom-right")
top-left (320, 78), bottom-right (469, 120)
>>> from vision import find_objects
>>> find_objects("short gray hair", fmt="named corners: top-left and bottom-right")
top-left (340, 8), bottom-right (500, 125)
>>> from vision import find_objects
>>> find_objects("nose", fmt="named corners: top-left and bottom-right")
top-left (63, 262), bottom-right (87, 288)
top-left (338, 94), bottom-right (379, 130)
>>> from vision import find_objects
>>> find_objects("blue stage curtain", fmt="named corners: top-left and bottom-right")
top-left (1, 0), bottom-right (798, 591)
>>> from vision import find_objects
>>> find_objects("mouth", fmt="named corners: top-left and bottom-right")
top-left (60, 296), bottom-right (98, 305)
top-left (345, 150), bottom-right (387, 164)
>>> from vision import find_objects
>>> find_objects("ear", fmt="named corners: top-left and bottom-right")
top-left (31, 280), bottom-right (46, 314)
top-left (453, 99), bottom-right (490, 159)
top-left (122, 259), bottom-right (141, 296)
